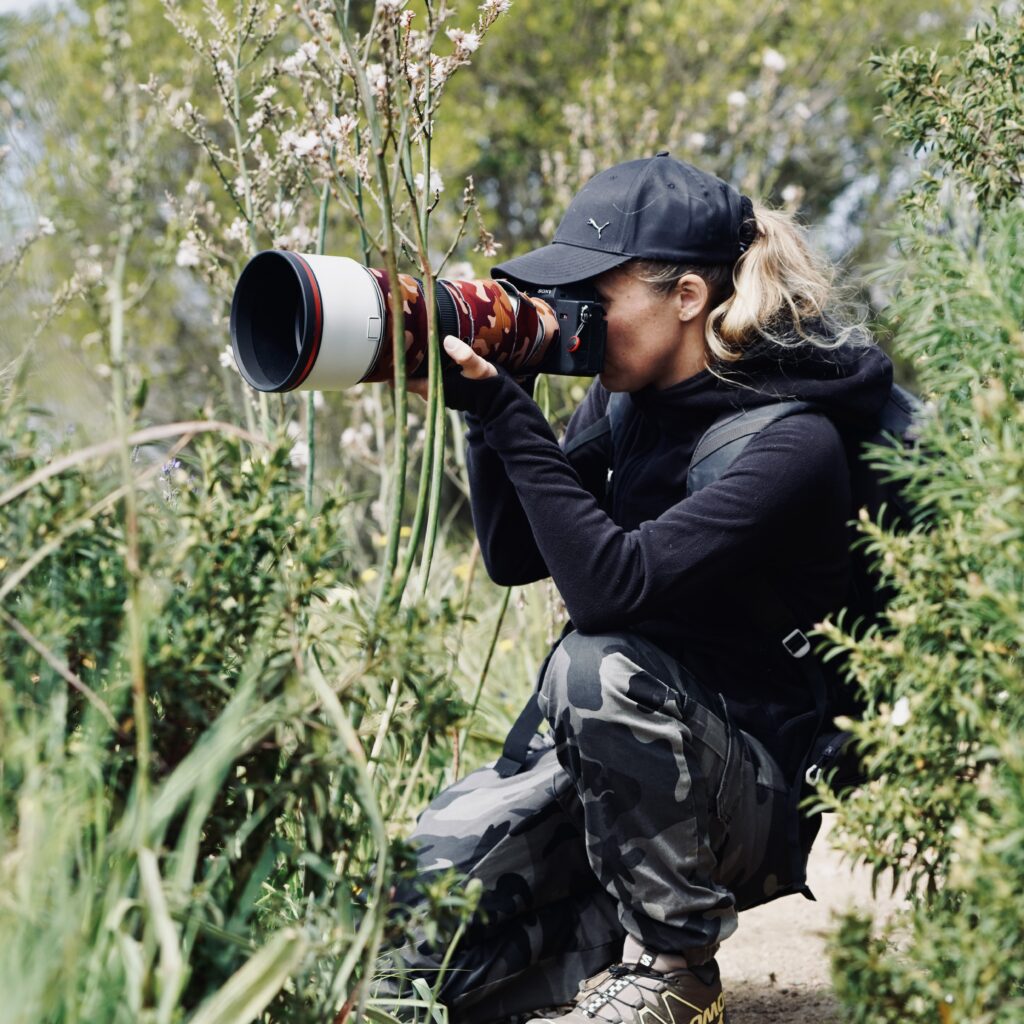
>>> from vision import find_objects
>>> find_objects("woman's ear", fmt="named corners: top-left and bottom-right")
top-left (674, 273), bottom-right (710, 322)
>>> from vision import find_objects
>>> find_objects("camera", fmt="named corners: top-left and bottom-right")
top-left (230, 250), bottom-right (606, 392)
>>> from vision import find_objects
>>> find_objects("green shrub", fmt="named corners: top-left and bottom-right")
top-left (0, 389), bottom-right (473, 1023)
top-left (821, 11), bottom-right (1024, 1021)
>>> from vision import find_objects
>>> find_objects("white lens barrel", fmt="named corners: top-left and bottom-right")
top-left (300, 255), bottom-right (385, 391)
top-left (230, 250), bottom-right (386, 392)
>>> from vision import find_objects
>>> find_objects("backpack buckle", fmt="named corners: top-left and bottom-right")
top-left (782, 629), bottom-right (811, 658)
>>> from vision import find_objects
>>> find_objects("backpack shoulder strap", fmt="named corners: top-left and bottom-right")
top-left (687, 401), bottom-right (815, 497)
top-left (561, 391), bottom-right (633, 457)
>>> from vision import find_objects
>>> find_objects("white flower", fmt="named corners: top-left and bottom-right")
top-left (366, 62), bottom-right (388, 97)
top-left (185, 179), bottom-right (203, 198)
top-left (414, 169), bottom-right (444, 196)
top-left (280, 128), bottom-right (324, 160)
top-left (686, 131), bottom-right (707, 151)
top-left (781, 183), bottom-right (802, 204)
top-left (341, 426), bottom-right (359, 447)
top-left (289, 439), bottom-right (310, 469)
top-left (891, 697), bottom-right (912, 727)
top-left (247, 109), bottom-right (267, 133)
top-left (446, 27), bottom-right (480, 55)
top-left (226, 217), bottom-right (249, 244)
top-left (726, 90), bottom-right (748, 110)
top-left (275, 223), bottom-right (316, 250)
top-left (215, 59), bottom-right (234, 86)
top-left (37, 216), bottom-right (56, 236)
top-left (256, 85), bottom-right (277, 104)
top-left (281, 41), bottom-right (319, 74)
top-left (376, 0), bottom-right (403, 11)
top-left (219, 345), bottom-right (237, 370)
top-left (323, 114), bottom-right (357, 143)
top-left (761, 48), bottom-right (787, 73)
top-left (175, 234), bottom-right (202, 268)
top-left (479, 0), bottom-right (511, 13)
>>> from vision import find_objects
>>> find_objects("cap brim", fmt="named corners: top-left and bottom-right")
top-left (490, 242), bottom-right (629, 287)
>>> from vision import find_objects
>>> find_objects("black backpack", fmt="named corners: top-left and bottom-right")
top-left (607, 382), bottom-right (925, 792)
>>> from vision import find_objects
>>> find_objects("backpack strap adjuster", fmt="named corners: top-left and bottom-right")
top-left (782, 628), bottom-right (811, 658)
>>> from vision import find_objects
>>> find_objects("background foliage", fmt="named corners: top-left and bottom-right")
top-left (2, 0), bottom-right (1022, 1021)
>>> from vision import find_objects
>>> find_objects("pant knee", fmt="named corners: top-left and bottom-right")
top-left (540, 629), bottom-right (643, 722)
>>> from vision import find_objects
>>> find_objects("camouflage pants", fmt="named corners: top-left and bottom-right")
top-left (390, 631), bottom-right (792, 1023)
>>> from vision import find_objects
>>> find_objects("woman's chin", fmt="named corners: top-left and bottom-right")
top-left (598, 370), bottom-right (626, 393)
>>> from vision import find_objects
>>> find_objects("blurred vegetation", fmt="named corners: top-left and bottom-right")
top-left (817, 9), bottom-right (1024, 1021)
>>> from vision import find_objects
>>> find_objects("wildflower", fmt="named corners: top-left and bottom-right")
top-left (215, 59), bottom-right (235, 87)
top-left (480, 0), bottom-right (511, 13)
top-left (323, 114), bottom-right (357, 143)
top-left (376, 0), bottom-right (403, 11)
top-left (276, 223), bottom-right (316, 251)
top-left (726, 90), bottom-right (748, 109)
top-left (185, 179), bottom-right (203, 198)
top-left (37, 215), bottom-right (56, 236)
top-left (280, 128), bottom-right (324, 160)
top-left (414, 169), bottom-right (444, 196)
top-left (281, 41), bottom-right (319, 74)
top-left (446, 27), bottom-right (480, 56)
top-left (223, 214), bottom-right (246, 241)
top-left (891, 697), bottom-right (912, 727)
top-left (761, 48), bottom-right (787, 73)
top-left (219, 345), bottom-right (237, 370)
top-left (366, 62), bottom-right (388, 98)
top-left (175, 233), bottom-right (202, 268)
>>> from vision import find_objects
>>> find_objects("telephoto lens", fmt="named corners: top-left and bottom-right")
top-left (229, 250), bottom-right (605, 392)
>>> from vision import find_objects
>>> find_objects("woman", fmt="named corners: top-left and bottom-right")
top-left (394, 153), bottom-right (892, 1024)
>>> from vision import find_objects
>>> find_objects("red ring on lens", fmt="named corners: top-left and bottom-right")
top-left (291, 254), bottom-right (323, 388)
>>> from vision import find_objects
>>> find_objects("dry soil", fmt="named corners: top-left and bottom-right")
top-left (717, 817), bottom-right (902, 1023)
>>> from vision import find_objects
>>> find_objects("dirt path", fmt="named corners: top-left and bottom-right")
top-left (717, 817), bottom-right (900, 1023)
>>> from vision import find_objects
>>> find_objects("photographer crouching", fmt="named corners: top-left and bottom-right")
top-left (384, 153), bottom-right (893, 1024)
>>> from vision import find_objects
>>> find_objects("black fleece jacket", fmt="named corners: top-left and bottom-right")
top-left (447, 341), bottom-right (894, 774)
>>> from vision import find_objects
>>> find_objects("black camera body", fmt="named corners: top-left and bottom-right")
top-left (530, 283), bottom-right (607, 376)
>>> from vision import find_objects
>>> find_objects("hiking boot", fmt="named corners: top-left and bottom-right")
top-left (527, 951), bottom-right (726, 1024)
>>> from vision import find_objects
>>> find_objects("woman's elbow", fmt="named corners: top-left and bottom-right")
top-left (481, 549), bottom-right (547, 587)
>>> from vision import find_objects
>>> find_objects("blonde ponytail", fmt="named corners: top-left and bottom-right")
top-left (630, 201), bottom-right (864, 364)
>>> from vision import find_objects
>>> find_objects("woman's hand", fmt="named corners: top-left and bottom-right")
top-left (407, 335), bottom-right (496, 399)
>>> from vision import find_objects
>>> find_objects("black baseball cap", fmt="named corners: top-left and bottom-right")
top-left (492, 152), bottom-right (753, 287)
